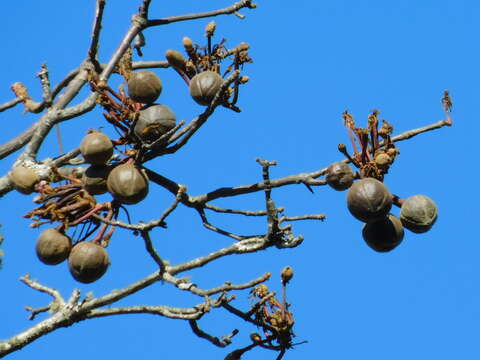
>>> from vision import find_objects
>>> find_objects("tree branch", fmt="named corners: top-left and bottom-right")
top-left (146, 0), bottom-right (257, 27)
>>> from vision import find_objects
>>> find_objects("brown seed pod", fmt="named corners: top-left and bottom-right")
top-left (127, 70), bottom-right (162, 104)
top-left (68, 241), bottom-right (110, 283)
top-left (347, 178), bottom-right (392, 222)
top-left (80, 131), bottom-right (113, 165)
top-left (107, 163), bottom-right (149, 205)
top-left (189, 71), bottom-right (224, 106)
top-left (9, 165), bottom-right (39, 194)
top-left (326, 162), bottom-right (354, 191)
top-left (362, 214), bottom-right (404, 253)
top-left (134, 104), bottom-right (176, 143)
top-left (36, 228), bottom-right (72, 265)
top-left (82, 165), bottom-right (111, 195)
top-left (400, 195), bottom-right (438, 233)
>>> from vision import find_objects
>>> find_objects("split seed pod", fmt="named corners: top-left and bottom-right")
top-left (9, 165), bottom-right (39, 194)
top-left (82, 165), bottom-right (111, 195)
top-left (134, 104), bottom-right (176, 143)
top-left (362, 214), bottom-right (404, 253)
top-left (80, 131), bottom-right (113, 165)
top-left (326, 162), bottom-right (354, 191)
top-left (127, 70), bottom-right (162, 104)
top-left (36, 228), bottom-right (72, 265)
top-left (107, 163), bottom-right (149, 204)
top-left (189, 71), bottom-right (224, 106)
top-left (347, 178), bottom-right (392, 222)
top-left (68, 242), bottom-right (110, 283)
top-left (400, 195), bottom-right (438, 233)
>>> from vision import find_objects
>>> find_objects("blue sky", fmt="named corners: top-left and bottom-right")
top-left (0, 1), bottom-right (478, 359)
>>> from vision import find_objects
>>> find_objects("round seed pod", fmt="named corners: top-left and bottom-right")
top-left (134, 104), bottom-right (176, 143)
top-left (326, 162), bottom-right (354, 191)
top-left (82, 165), bottom-right (111, 195)
top-left (68, 242), bottom-right (110, 283)
top-left (347, 178), bottom-right (392, 222)
top-left (127, 70), bottom-right (162, 104)
top-left (80, 131), bottom-right (113, 165)
top-left (400, 195), bottom-right (438, 233)
top-left (362, 214), bottom-right (404, 253)
top-left (36, 228), bottom-right (72, 265)
top-left (9, 165), bottom-right (39, 194)
top-left (189, 71), bottom-right (223, 106)
top-left (107, 163), bottom-right (149, 205)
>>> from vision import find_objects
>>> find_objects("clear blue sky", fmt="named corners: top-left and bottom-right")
top-left (0, 1), bottom-right (478, 359)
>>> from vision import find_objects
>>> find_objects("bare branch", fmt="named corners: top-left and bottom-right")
top-left (20, 274), bottom-right (65, 306)
top-left (390, 119), bottom-right (451, 142)
top-left (88, 0), bottom-right (106, 62)
top-left (24, 305), bottom-right (50, 321)
top-left (132, 60), bottom-right (169, 69)
top-left (280, 214), bottom-right (326, 222)
top-left (86, 304), bottom-right (206, 320)
top-left (36, 64), bottom-right (52, 106)
top-left (198, 208), bottom-right (257, 241)
top-left (146, 0), bottom-right (257, 27)
top-left (169, 236), bottom-right (267, 275)
top-left (140, 230), bottom-right (166, 273)
top-left (205, 204), bottom-right (277, 216)
top-left (0, 97), bottom-right (22, 112)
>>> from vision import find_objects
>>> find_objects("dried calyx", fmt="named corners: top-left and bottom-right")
top-left (128, 70), bottom-right (162, 104)
top-left (9, 165), bottom-right (39, 194)
top-left (80, 131), bottom-right (113, 165)
top-left (189, 71), bottom-right (224, 106)
top-left (107, 163), bottom-right (149, 205)
top-left (134, 104), bottom-right (176, 143)
top-left (347, 178), bottom-right (392, 222)
top-left (36, 228), bottom-right (72, 265)
top-left (400, 195), bottom-right (438, 233)
top-left (362, 214), bottom-right (404, 252)
top-left (82, 165), bottom-right (111, 195)
top-left (326, 162), bottom-right (354, 191)
top-left (68, 241), bottom-right (110, 283)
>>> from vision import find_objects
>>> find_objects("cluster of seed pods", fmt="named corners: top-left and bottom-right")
top-left (9, 25), bottom-right (247, 282)
top-left (324, 112), bottom-right (439, 253)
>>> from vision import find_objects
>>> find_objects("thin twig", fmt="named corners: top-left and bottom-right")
top-left (0, 97), bottom-right (22, 112)
top-left (205, 203), bottom-right (279, 216)
top-left (190, 320), bottom-right (239, 347)
top-left (20, 275), bottom-right (65, 306)
top-left (140, 230), bottom-right (166, 274)
top-left (280, 214), bottom-right (326, 222)
top-left (163, 272), bottom-right (271, 297)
